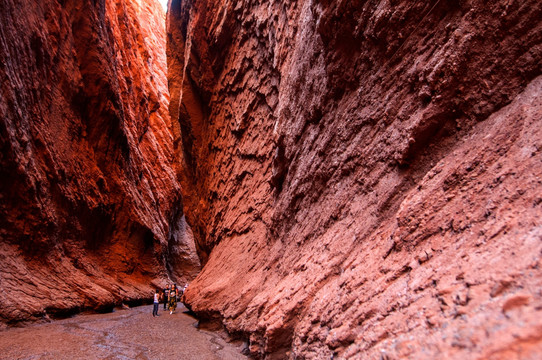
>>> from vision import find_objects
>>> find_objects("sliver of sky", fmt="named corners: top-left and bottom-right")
top-left (158, 0), bottom-right (168, 12)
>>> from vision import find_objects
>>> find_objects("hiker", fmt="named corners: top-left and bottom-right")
top-left (163, 284), bottom-right (170, 310)
top-left (169, 284), bottom-right (178, 314)
top-left (181, 283), bottom-right (189, 302)
top-left (152, 289), bottom-right (160, 317)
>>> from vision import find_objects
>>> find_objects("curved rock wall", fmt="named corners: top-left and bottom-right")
top-left (0, 0), bottom-right (199, 324)
top-left (168, 0), bottom-right (542, 358)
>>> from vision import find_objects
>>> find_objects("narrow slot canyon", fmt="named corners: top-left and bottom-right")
top-left (1, 0), bottom-right (542, 359)
top-left (0, 0), bottom-right (200, 320)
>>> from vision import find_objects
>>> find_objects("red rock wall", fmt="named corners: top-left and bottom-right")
top-left (168, 0), bottom-right (542, 358)
top-left (0, 0), bottom-right (200, 324)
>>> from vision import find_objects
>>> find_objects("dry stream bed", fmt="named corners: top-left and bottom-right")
top-left (0, 304), bottom-right (247, 359)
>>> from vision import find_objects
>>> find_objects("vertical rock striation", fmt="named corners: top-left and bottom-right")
top-left (168, 0), bottom-right (542, 358)
top-left (0, 0), bottom-right (199, 325)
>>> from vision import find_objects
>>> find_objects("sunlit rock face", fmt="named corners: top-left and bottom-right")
top-left (167, 0), bottom-right (542, 358)
top-left (0, 0), bottom-right (200, 324)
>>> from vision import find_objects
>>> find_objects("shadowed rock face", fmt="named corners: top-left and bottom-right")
top-left (167, 0), bottom-right (542, 358)
top-left (0, 0), bottom-right (200, 324)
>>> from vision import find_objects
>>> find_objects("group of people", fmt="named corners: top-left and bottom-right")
top-left (152, 283), bottom-right (188, 317)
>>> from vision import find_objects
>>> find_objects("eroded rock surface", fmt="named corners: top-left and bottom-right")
top-left (0, 0), bottom-right (199, 325)
top-left (168, 0), bottom-right (542, 358)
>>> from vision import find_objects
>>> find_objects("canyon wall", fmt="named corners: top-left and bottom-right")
top-left (168, 0), bottom-right (542, 358)
top-left (0, 0), bottom-right (199, 325)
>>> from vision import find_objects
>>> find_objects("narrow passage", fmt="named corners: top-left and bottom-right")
top-left (0, 304), bottom-right (247, 360)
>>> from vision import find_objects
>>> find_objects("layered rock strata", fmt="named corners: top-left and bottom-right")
top-left (0, 0), bottom-right (199, 325)
top-left (168, 0), bottom-right (542, 358)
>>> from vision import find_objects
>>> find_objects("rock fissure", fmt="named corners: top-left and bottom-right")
top-left (0, 0), bottom-right (201, 324)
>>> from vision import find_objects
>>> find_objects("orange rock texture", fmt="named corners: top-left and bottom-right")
top-left (167, 0), bottom-right (542, 358)
top-left (0, 0), bottom-right (199, 325)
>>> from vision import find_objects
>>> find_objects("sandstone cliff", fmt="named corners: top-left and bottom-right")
top-left (0, 0), bottom-right (199, 325)
top-left (168, 0), bottom-right (542, 358)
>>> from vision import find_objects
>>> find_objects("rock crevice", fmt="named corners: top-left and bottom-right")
top-left (0, 0), bottom-right (200, 324)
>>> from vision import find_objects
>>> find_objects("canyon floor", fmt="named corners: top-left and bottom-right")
top-left (0, 304), bottom-right (247, 360)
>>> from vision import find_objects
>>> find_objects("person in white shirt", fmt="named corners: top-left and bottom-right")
top-left (153, 289), bottom-right (160, 317)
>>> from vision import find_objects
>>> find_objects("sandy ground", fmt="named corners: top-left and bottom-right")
top-left (0, 304), bottom-right (247, 360)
